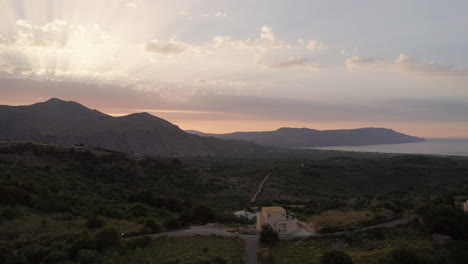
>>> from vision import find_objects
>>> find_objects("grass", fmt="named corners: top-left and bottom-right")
top-left (308, 209), bottom-right (395, 233)
top-left (115, 236), bottom-right (245, 264)
top-left (271, 227), bottom-right (434, 264)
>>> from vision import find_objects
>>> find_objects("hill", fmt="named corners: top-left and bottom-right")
top-left (0, 99), bottom-right (263, 156)
top-left (189, 127), bottom-right (425, 148)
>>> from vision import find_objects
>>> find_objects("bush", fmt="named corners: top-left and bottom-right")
top-left (1, 207), bottom-right (19, 220)
top-left (94, 227), bottom-right (120, 250)
top-left (68, 235), bottom-right (96, 258)
top-left (259, 225), bottom-right (278, 246)
top-left (0, 186), bottom-right (32, 206)
top-left (77, 249), bottom-right (101, 264)
top-left (125, 236), bottom-right (152, 250)
top-left (163, 217), bottom-right (180, 229)
top-left (20, 244), bottom-right (48, 262)
top-left (128, 203), bottom-right (150, 217)
top-left (257, 247), bottom-right (273, 264)
top-left (86, 215), bottom-right (105, 229)
top-left (191, 205), bottom-right (215, 224)
top-left (144, 218), bottom-right (161, 233)
top-left (384, 248), bottom-right (432, 264)
top-left (320, 250), bottom-right (354, 264)
top-left (43, 250), bottom-right (68, 263)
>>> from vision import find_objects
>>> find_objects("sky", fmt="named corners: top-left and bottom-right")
top-left (0, 0), bottom-right (468, 137)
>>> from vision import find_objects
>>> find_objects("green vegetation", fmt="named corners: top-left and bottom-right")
top-left (115, 236), bottom-right (244, 264)
top-left (0, 142), bottom-right (249, 263)
top-left (259, 224), bottom-right (279, 246)
top-left (271, 194), bottom-right (468, 264)
top-left (1, 142), bottom-right (468, 263)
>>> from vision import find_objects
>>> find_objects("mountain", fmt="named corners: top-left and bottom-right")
top-left (0, 98), bottom-right (262, 156)
top-left (187, 127), bottom-right (425, 148)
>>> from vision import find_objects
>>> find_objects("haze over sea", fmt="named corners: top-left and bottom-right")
top-left (309, 138), bottom-right (468, 157)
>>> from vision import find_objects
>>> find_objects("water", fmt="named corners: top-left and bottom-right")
top-left (307, 138), bottom-right (468, 157)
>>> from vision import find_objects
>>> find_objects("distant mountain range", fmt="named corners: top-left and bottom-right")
top-left (0, 98), bottom-right (262, 156)
top-left (186, 127), bottom-right (425, 148)
top-left (0, 98), bottom-right (424, 156)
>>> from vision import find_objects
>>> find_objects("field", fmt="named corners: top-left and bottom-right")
top-left (115, 236), bottom-right (245, 264)
top-left (271, 227), bottom-right (444, 264)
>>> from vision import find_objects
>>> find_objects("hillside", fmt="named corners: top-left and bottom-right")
top-left (190, 127), bottom-right (425, 148)
top-left (0, 99), bottom-right (263, 156)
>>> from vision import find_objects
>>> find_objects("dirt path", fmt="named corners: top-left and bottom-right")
top-left (250, 172), bottom-right (271, 203)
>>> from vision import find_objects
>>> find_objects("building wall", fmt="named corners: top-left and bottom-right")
top-left (274, 219), bottom-right (299, 233)
top-left (264, 211), bottom-right (287, 227)
top-left (256, 208), bottom-right (299, 234)
top-left (256, 212), bottom-right (265, 230)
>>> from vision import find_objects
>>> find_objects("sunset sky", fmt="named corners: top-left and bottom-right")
top-left (1, 0), bottom-right (468, 137)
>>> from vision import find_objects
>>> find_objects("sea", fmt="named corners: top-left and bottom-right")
top-left (307, 138), bottom-right (468, 157)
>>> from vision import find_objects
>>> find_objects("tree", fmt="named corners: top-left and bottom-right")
top-left (95, 227), bottom-right (120, 250)
top-left (384, 248), bottom-right (431, 264)
top-left (320, 250), bottom-right (354, 264)
top-left (259, 225), bottom-right (278, 246)
top-left (191, 205), bottom-right (215, 224)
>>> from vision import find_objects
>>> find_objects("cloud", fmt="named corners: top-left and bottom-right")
top-left (0, 63), bottom-right (33, 77)
top-left (200, 12), bottom-right (230, 19)
top-left (257, 57), bottom-right (326, 71)
top-left (347, 54), bottom-right (468, 77)
top-left (125, 2), bottom-right (138, 8)
top-left (145, 38), bottom-right (197, 55)
top-left (0, 19), bottom-right (111, 50)
top-left (306, 40), bottom-right (327, 51)
top-left (3, 77), bottom-right (467, 124)
top-left (213, 26), bottom-right (286, 50)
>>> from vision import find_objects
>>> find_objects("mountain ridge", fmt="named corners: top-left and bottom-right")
top-left (186, 127), bottom-right (425, 148)
top-left (0, 98), bottom-right (263, 156)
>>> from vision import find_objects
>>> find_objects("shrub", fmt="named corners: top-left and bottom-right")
top-left (94, 227), bottom-right (120, 250)
top-left (384, 248), bottom-right (432, 264)
top-left (257, 247), bottom-right (273, 264)
top-left (68, 235), bottom-right (96, 258)
top-left (43, 250), bottom-right (68, 263)
top-left (163, 217), bottom-right (180, 229)
top-left (125, 236), bottom-right (152, 250)
top-left (191, 205), bottom-right (215, 224)
top-left (259, 225), bottom-right (278, 246)
top-left (0, 186), bottom-right (32, 206)
top-left (77, 249), bottom-right (101, 264)
top-left (1, 207), bottom-right (19, 220)
top-left (128, 203), bottom-right (150, 217)
top-left (320, 250), bottom-right (354, 264)
top-left (144, 218), bottom-right (161, 233)
top-left (20, 244), bottom-right (48, 262)
top-left (86, 215), bottom-right (105, 229)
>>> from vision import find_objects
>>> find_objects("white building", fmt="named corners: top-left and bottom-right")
top-left (256, 206), bottom-right (298, 234)
top-left (233, 210), bottom-right (256, 220)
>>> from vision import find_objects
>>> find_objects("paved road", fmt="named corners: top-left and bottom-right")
top-left (150, 224), bottom-right (259, 264)
top-left (148, 217), bottom-right (412, 263)
top-left (250, 172), bottom-right (271, 203)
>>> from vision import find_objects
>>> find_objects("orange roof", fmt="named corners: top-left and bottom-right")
top-left (261, 206), bottom-right (286, 213)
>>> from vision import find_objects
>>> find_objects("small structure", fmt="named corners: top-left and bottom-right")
top-left (463, 200), bottom-right (468, 212)
top-left (233, 210), bottom-right (256, 220)
top-left (256, 206), bottom-right (298, 234)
